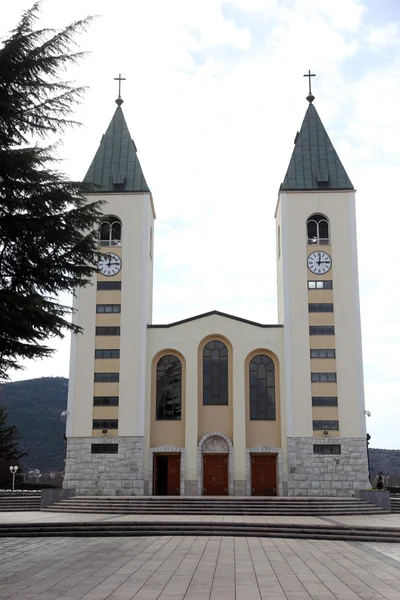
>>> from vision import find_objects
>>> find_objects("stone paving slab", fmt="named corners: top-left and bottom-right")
top-left (2, 511), bottom-right (400, 529)
top-left (1, 535), bottom-right (400, 599)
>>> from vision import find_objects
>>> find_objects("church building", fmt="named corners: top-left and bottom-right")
top-left (63, 85), bottom-right (370, 497)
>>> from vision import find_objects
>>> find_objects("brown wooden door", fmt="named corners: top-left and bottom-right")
top-left (203, 454), bottom-right (228, 495)
top-left (153, 454), bottom-right (180, 495)
top-left (251, 455), bottom-right (276, 496)
top-left (167, 454), bottom-right (180, 495)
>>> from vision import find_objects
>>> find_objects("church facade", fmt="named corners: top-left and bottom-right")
top-left (63, 92), bottom-right (370, 497)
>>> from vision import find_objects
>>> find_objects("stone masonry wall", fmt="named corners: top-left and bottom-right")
top-left (287, 437), bottom-right (371, 497)
top-left (63, 437), bottom-right (144, 495)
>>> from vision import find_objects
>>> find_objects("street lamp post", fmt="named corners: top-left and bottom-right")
top-left (9, 466), bottom-right (18, 492)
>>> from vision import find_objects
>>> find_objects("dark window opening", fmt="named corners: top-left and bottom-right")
top-left (97, 281), bottom-right (122, 291)
top-left (94, 372), bottom-right (119, 383)
top-left (156, 355), bottom-right (182, 420)
top-left (95, 349), bottom-right (120, 359)
top-left (249, 354), bottom-right (276, 420)
top-left (99, 218), bottom-right (122, 247)
top-left (313, 420), bottom-right (339, 430)
top-left (92, 419), bottom-right (118, 429)
top-left (96, 304), bottom-right (121, 313)
top-left (93, 396), bottom-right (119, 406)
top-left (91, 443), bottom-right (118, 454)
top-left (309, 326), bottom-right (335, 336)
top-left (96, 326), bottom-right (120, 336)
top-left (310, 349), bottom-right (336, 358)
top-left (313, 444), bottom-right (341, 454)
top-left (312, 397), bottom-right (338, 406)
top-left (309, 303), bottom-right (334, 313)
top-left (203, 341), bottom-right (228, 405)
top-left (311, 373), bottom-right (337, 383)
top-left (307, 214), bottom-right (330, 245)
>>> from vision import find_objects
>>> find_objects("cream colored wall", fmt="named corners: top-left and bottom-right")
top-left (310, 358), bottom-right (336, 372)
top-left (95, 337), bottom-right (120, 350)
top-left (93, 406), bottom-right (119, 419)
top-left (308, 290), bottom-right (333, 303)
top-left (95, 314), bottom-right (121, 327)
top-left (93, 382), bottom-right (119, 396)
top-left (92, 429), bottom-right (118, 438)
top-left (310, 336), bottom-right (336, 349)
top-left (312, 407), bottom-right (339, 420)
top-left (67, 192), bottom-right (155, 440)
top-left (145, 315), bottom-right (284, 486)
top-left (94, 358), bottom-right (119, 372)
top-left (275, 202), bottom-right (284, 324)
top-left (308, 313), bottom-right (335, 326)
top-left (277, 190), bottom-right (366, 440)
top-left (66, 277), bottom-right (96, 437)
top-left (96, 291), bottom-right (121, 304)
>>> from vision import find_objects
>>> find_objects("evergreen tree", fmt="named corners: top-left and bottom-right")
top-left (0, 404), bottom-right (26, 462)
top-left (0, 3), bottom-right (103, 381)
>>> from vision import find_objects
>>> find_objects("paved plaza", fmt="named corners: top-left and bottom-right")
top-left (1, 535), bottom-right (400, 600)
top-left (2, 512), bottom-right (400, 600)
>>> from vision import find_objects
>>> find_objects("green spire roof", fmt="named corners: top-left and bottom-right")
top-left (83, 105), bottom-right (150, 193)
top-left (281, 103), bottom-right (353, 191)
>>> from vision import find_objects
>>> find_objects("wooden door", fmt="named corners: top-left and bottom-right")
top-left (153, 454), bottom-right (180, 495)
top-left (167, 454), bottom-right (180, 495)
top-left (203, 454), bottom-right (228, 495)
top-left (251, 455), bottom-right (276, 496)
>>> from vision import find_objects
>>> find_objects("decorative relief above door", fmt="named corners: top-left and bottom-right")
top-left (202, 436), bottom-right (229, 454)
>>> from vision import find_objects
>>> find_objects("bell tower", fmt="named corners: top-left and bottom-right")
top-left (64, 85), bottom-right (155, 495)
top-left (276, 83), bottom-right (370, 496)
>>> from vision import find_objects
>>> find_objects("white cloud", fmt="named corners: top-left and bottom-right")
top-left (366, 23), bottom-right (400, 50)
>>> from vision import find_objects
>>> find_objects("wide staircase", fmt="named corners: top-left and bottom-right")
top-left (44, 495), bottom-right (388, 516)
top-left (0, 496), bottom-right (396, 542)
top-left (0, 492), bottom-right (41, 512)
top-left (391, 497), bottom-right (400, 513)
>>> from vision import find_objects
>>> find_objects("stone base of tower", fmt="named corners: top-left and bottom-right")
top-left (287, 437), bottom-right (371, 497)
top-left (63, 437), bottom-right (144, 496)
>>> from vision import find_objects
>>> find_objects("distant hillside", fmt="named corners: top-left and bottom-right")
top-left (369, 448), bottom-right (400, 479)
top-left (0, 375), bottom-right (399, 478)
top-left (1, 377), bottom-right (68, 472)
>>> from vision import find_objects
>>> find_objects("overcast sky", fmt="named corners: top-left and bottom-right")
top-left (2, 0), bottom-right (400, 449)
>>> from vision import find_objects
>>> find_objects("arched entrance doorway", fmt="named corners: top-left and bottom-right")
top-left (198, 433), bottom-right (234, 495)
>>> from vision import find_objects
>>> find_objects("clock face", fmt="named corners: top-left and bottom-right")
top-left (307, 251), bottom-right (332, 274)
top-left (98, 253), bottom-right (122, 277)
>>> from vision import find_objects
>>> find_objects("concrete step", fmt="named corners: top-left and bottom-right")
top-left (1, 520), bottom-right (399, 542)
top-left (391, 499), bottom-right (400, 513)
top-left (0, 495), bottom-right (41, 512)
top-left (52, 498), bottom-right (369, 506)
top-left (44, 496), bottom-right (386, 516)
top-left (44, 507), bottom-right (387, 516)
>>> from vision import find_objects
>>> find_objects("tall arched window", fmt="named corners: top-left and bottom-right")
top-left (307, 214), bottom-right (329, 245)
top-left (156, 355), bottom-right (182, 420)
top-left (99, 217), bottom-right (122, 247)
top-left (249, 355), bottom-right (275, 420)
top-left (203, 341), bottom-right (228, 405)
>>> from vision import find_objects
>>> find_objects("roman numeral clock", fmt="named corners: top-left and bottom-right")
top-left (98, 253), bottom-right (122, 277)
top-left (307, 251), bottom-right (332, 275)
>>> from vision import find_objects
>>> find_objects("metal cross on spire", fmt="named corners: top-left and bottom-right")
top-left (303, 69), bottom-right (316, 103)
top-left (114, 73), bottom-right (126, 106)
